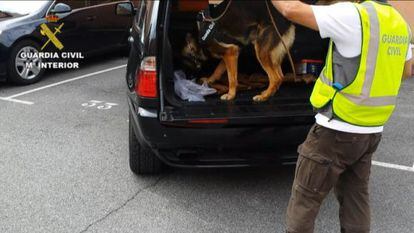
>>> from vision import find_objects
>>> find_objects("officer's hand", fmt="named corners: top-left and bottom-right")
top-left (271, 1), bottom-right (318, 31)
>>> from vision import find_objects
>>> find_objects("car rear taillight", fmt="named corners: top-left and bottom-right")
top-left (135, 56), bottom-right (157, 98)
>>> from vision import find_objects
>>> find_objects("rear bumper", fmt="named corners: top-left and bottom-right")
top-left (129, 99), bottom-right (313, 168)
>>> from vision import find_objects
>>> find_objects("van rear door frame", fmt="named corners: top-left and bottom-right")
top-left (158, 0), bottom-right (171, 122)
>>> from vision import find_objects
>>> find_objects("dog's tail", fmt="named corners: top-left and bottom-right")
top-left (265, 0), bottom-right (297, 79)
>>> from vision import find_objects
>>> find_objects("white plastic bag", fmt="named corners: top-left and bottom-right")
top-left (174, 70), bottom-right (217, 102)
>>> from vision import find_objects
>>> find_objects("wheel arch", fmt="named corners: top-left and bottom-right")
top-left (0, 36), bottom-right (42, 65)
top-left (10, 36), bottom-right (43, 50)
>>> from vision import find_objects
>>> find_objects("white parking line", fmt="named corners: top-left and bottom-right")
top-left (0, 97), bottom-right (34, 105)
top-left (372, 160), bottom-right (414, 172)
top-left (5, 64), bottom-right (127, 100)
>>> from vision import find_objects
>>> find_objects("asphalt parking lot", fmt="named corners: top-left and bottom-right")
top-left (0, 54), bottom-right (413, 233)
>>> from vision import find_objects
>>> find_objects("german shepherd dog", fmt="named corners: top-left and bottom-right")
top-left (184, 0), bottom-right (296, 102)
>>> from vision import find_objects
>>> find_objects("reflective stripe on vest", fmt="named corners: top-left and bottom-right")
top-left (320, 73), bottom-right (332, 86)
top-left (310, 1), bottom-right (410, 126)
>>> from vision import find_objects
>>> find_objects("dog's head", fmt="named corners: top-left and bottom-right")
top-left (180, 33), bottom-right (208, 74)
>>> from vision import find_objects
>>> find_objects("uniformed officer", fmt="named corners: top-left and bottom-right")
top-left (272, 0), bottom-right (412, 232)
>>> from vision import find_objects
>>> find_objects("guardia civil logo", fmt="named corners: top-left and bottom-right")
top-left (41, 14), bottom-right (64, 51)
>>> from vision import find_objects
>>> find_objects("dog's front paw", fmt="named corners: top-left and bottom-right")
top-left (253, 94), bottom-right (269, 102)
top-left (220, 93), bottom-right (235, 101)
top-left (259, 90), bottom-right (277, 98)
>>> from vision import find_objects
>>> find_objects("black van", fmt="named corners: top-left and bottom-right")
top-left (126, 1), bottom-right (328, 175)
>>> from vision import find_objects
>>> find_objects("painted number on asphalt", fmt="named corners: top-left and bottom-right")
top-left (82, 100), bottom-right (118, 110)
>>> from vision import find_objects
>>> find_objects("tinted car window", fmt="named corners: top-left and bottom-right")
top-left (56, 0), bottom-right (86, 9)
top-left (86, 0), bottom-right (141, 8)
top-left (86, 0), bottom-right (120, 6)
top-left (85, 0), bottom-right (139, 8)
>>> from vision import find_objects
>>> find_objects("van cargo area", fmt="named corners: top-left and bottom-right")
top-left (159, 1), bottom-right (329, 124)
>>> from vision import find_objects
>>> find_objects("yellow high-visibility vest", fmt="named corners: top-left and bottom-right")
top-left (310, 1), bottom-right (411, 127)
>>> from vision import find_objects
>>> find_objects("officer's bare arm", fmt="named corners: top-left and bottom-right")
top-left (272, 1), bottom-right (318, 31)
top-left (403, 60), bottom-right (413, 79)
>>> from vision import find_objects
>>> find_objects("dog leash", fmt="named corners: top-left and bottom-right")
top-left (265, 0), bottom-right (297, 81)
top-left (202, 0), bottom-right (233, 22)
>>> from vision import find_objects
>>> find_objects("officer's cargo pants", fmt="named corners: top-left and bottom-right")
top-left (286, 124), bottom-right (382, 233)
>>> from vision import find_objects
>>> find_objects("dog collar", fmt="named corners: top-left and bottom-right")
top-left (197, 0), bottom-right (243, 47)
